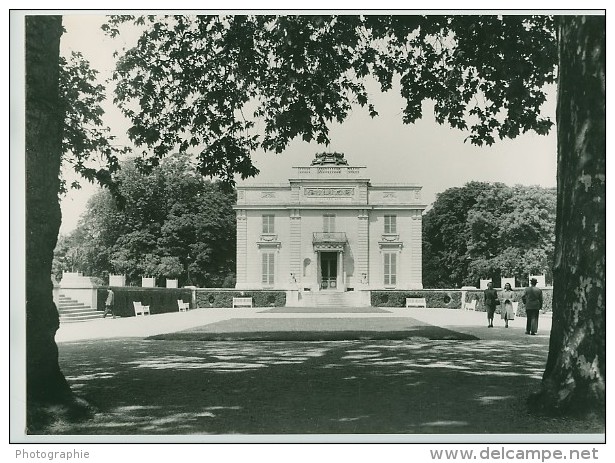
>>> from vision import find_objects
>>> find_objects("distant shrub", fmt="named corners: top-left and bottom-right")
top-left (222, 273), bottom-right (236, 288)
top-left (371, 292), bottom-right (389, 306)
top-left (90, 276), bottom-right (106, 286)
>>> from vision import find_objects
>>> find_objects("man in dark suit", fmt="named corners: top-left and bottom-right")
top-left (523, 278), bottom-right (543, 335)
top-left (483, 281), bottom-right (498, 328)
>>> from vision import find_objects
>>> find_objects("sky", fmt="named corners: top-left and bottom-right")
top-left (58, 13), bottom-right (558, 234)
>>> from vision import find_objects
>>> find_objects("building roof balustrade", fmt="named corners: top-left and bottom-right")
top-left (293, 166), bottom-right (366, 178)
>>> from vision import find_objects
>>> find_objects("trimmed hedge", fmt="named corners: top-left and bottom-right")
top-left (371, 290), bottom-right (461, 309)
top-left (370, 288), bottom-right (552, 314)
top-left (97, 287), bottom-right (192, 317)
top-left (195, 290), bottom-right (286, 308)
top-left (95, 286), bottom-right (550, 315)
top-left (464, 288), bottom-right (553, 316)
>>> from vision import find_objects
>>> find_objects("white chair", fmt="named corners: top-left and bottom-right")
top-left (512, 301), bottom-right (520, 317)
top-left (133, 301), bottom-right (151, 316)
top-left (177, 299), bottom-right (190, 312)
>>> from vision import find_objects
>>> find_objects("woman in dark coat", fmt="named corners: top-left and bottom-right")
top-left (483, 282), bottom-right (499, 328)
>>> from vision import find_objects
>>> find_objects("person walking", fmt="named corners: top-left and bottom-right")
top-left (103, 288), bottom-right (115, 319)
top-left (500, 282), bottom-right (515, 328)
top-left (483, 281), bottom-right (499, 328)
top-left (523, 278), bottom-right (543, 335)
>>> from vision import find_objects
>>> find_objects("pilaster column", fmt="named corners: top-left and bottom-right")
top-left (236, 209), bottom-right (248, 286)
top-left (357, 209), bottom-right (369, 285)
top-left (409, 210), bottom-right (423, 288)
top-left (315, 251), bottom-right (321, 291)
top-left (289, 209), bottom-right (302, 285)
top-left (338, 250), bottom-right (345, 291)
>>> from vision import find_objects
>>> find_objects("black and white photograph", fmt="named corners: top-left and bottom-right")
top-left (10, 4), bottom-right (607, 458)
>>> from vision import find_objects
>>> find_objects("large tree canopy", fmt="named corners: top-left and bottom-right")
top-left (465, 183), bottom-right (556, 285)
top-left (423, 182), bottom-right (556, 288)
top-left (105, 15), bottom-right (556, 183)
top-left (422, 181), bottom-right (490, 288)
top-left (59, 50), bottom-right (129, 194)
top-left (54, 153), bottom-right (237, 287)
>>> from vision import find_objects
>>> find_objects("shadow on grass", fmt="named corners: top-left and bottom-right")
top-left (49, 337), bottom-right (605, 437)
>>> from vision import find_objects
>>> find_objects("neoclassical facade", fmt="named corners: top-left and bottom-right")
top-left (234, 153), bottom-right (425, 296)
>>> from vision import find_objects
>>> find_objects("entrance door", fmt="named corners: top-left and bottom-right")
top-left (320, 252), bottom-right (338, 290)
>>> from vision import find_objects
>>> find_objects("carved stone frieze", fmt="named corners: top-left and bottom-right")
top-left (304, 187), bottom-right (354, 197)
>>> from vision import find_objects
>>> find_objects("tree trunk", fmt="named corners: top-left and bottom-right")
top-left (25, 15), bottom-right (89, 430)
top-left (529, 16), bottom-right (605, 416)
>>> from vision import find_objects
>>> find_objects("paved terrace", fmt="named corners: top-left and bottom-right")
top-left (56, 306), bottom-right (553, 343)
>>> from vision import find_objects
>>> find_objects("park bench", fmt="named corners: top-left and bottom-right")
top-left (405, 297), bottom-right (427, 308)
top-left (177, 299), bottom-right (190, 312)
top-left (133, 301), bottom-right (151, 316)
top-left (232, 297), bottom-right (253, 308)
top-left (463, 299), bottom-right (478, 311)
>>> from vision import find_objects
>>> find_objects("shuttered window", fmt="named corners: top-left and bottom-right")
top-left (262, 253), bottom-right (275, 285)
top-left (384, 215), bottom-right (397, 234)
top-left (384, 253), bottom-right (397, 286)
top-left (323, 214), bottom-right (336, 232)
top-left (262, 214), bottom-right (275, 234)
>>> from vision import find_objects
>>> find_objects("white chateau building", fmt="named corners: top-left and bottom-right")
top-left (234, 153), bottom-right (425, 305)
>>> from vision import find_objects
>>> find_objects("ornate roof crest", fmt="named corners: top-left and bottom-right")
top-left (310, 152), bottom-right (348, 166)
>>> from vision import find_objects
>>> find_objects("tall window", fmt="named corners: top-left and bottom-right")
top-left (323, 214), bottom-right (336, 232)
top-left (262, 253), bottom-right (275, 285)
top-left (384, 253), bottom-right (397, 286)
top-left (262, 214), bottom-right (275, 234)
top-left (384, 214), bottom-right (397, 234)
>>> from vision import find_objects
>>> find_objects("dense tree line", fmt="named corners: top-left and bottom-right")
top-left (25, 14), bottom-right (603, 429)
top-left (423, 182), bottom-right (556, 288)
top-left (54, 154), bottom-right (237, 287)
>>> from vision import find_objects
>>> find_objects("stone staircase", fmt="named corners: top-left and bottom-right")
top-left (296, 291), bottom-right (369, 308)
top-left (57, 294), bottom-right (103, 323)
